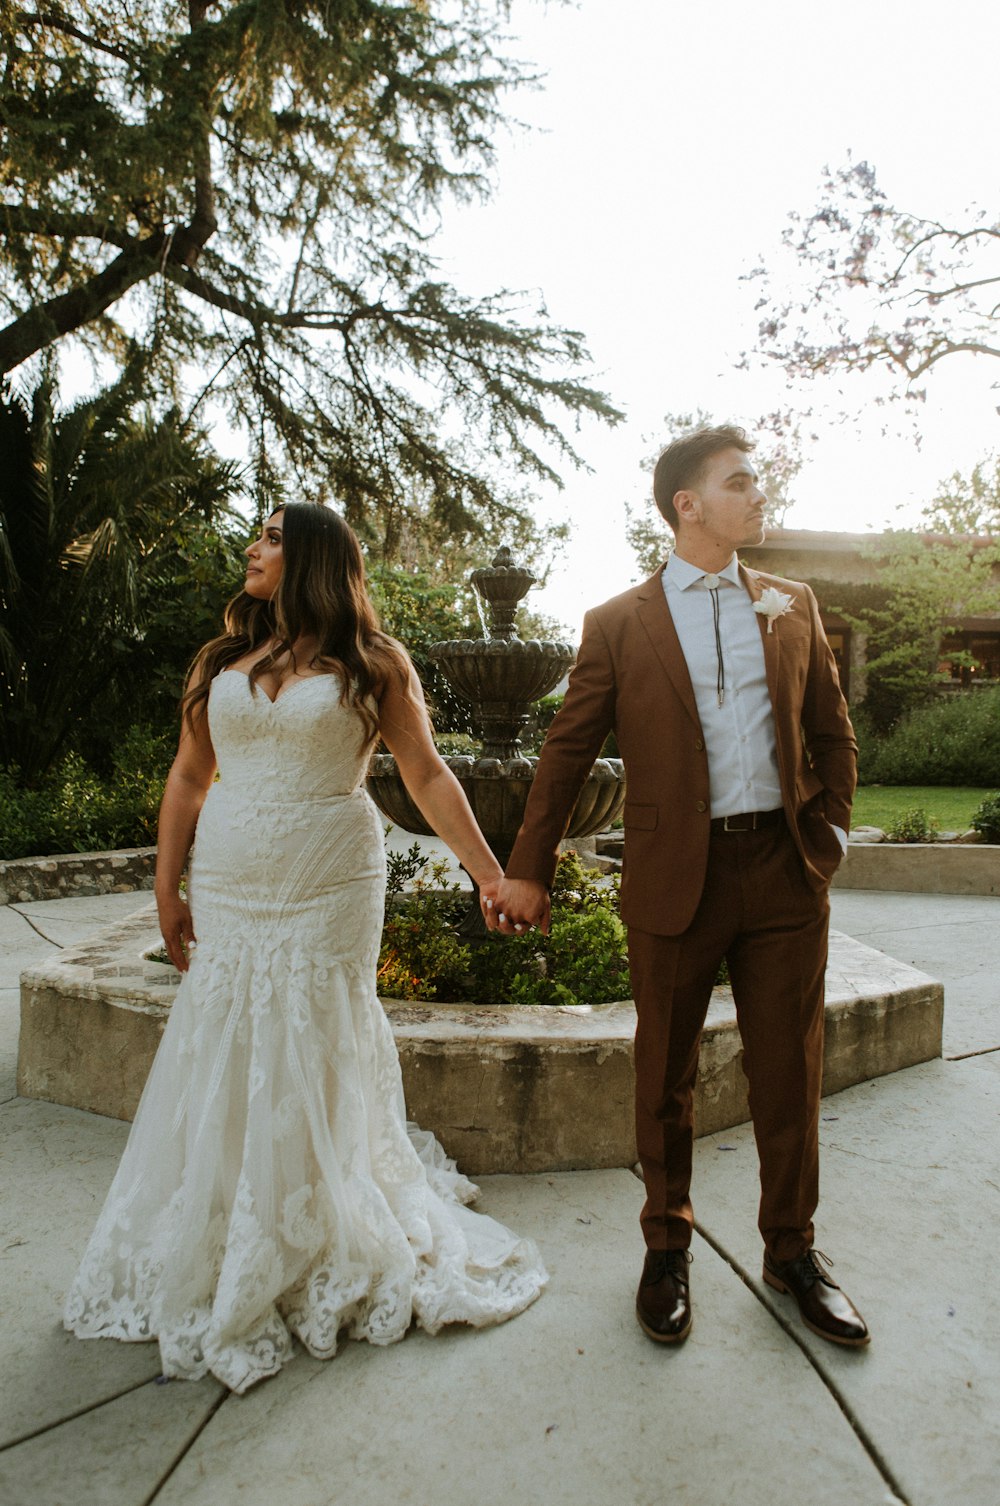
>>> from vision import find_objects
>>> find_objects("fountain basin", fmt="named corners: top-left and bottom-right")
top-left (17, 906), bottom-right (944, 1173)
top-left (427, 638), bottom-right (576, 710)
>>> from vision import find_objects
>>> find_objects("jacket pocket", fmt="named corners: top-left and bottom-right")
top-left (624, 802), bottom-right (658, 831)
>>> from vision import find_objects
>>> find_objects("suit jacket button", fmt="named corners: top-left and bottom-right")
top-left (694, 738), bottom-right (704, 750)
top-left (696, 800), bottom-right (707, 812)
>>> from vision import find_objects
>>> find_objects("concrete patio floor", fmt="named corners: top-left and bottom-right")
top-left (1, 885), bottom-right (997, 1506)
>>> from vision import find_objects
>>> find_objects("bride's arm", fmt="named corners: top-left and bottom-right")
top-left (378, 663), bottom-right (503, 904)
top-left (154, 698), bottom-right (218, 972)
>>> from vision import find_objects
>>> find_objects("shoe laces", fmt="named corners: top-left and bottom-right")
top-left (799, 1248), bottom-right (836, 1288)
top-left (645, 1249), bottom-right (692, 1287)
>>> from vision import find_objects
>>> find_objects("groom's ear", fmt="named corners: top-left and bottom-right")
top-left (673, 488), bottom-right (700, 528)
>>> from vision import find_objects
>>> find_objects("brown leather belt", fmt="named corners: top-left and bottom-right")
top-left (709, 808), bottom-right (784, 833)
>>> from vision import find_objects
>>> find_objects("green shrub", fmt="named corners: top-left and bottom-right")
top-left (377, 857), bottom-right (471, 1001)
top-left (0, 724), bottom-right (173, 859)
top-left (377, 848), bottom-right (631, 1007)
top-left (883, 807), bottom-right (938, 843)
top-left (384, 839), bottom-right (427, 898)
top-left (375, 846), bottom-right (732, 1006)
top-left (856, 690), bottom-right (1000, 786)
top-left (432, 733), bottom-right (479, 757)
top-left (521, 693), bottom-right (564, 754)
top-left (506, 906), bottom-right (630, 1007)
top-left (971, 792), bottom-right (1000, 844)
top-left (471, 850), bottom-right (632, 1006)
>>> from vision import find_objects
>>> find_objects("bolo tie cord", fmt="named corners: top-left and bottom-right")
top-left (710, 586), bottom-right (724, 707)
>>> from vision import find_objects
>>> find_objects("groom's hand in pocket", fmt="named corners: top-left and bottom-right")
top-left (484, 878), bottom-right (551, 937)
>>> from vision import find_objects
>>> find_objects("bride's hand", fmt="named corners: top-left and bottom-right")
top-left (478, 874), bottom-right (506, 926)
top-left (157, 893), bottom-right (197, 973)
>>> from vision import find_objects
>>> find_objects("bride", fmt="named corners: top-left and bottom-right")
top-left (64, 502), bottom-right (546, 1393)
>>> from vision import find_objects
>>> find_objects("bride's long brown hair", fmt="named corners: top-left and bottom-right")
top-left (181, 503), bottom-right (408, 745)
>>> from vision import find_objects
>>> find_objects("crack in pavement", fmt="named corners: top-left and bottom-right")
top-left (143, 1388), bottom-right (230, 1506)
top-left (0, 1374), bottom-right (158, 1453)
top-left (821, 1143), bottom-right (914, 1167)
top-left (693, 1220), bottom-right (911, 1506)
top-left (626, 1167), bottom-right (909, 1502)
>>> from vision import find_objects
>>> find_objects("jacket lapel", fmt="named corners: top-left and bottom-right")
top-left (635, 565), bottom-right (702, 731)
top-left (740, 562), bottom-right (781, 710)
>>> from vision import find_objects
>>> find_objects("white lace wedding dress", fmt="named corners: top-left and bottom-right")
top-left (64, 670), bottom-right (546, 1393)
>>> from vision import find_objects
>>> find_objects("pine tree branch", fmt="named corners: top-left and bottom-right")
top-left (1, 205), bottom-right (136, 250)
top-left (17, 9), bottom-right (135, 64)
top-left (0, 235), bottom-right (166, 372)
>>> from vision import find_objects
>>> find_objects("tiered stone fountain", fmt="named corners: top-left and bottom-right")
top-left (366, 547), bottom-right (626, 922)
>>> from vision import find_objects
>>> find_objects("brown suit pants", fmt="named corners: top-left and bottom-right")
top-left (628, 819), bottom-right (829, 1263)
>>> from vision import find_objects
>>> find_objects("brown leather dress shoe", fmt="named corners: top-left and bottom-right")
top-left (763, 1248), bottom-right (870, 1347)
top-left (636, 1248), bottom-right (692, 1344)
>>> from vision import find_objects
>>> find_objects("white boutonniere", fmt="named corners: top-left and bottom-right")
top-left (753, 587), bottom-right (795, 633)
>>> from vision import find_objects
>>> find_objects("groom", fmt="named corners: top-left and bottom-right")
top-left (485, 425), bottom-right (869, 1348)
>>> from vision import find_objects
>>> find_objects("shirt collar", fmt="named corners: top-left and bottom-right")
top-left (665, 552), bottom-right (742, 592)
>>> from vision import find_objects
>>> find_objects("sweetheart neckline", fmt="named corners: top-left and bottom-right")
top-left (218, 669), bottom-right (336, 708)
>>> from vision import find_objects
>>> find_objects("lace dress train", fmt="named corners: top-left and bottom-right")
top-left (63, 672), bottom-right (546, 1393)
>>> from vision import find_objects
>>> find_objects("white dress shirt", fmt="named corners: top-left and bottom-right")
top-left (662, 553), bottom-right (847, 852)
top-left (662, 551), bottom-right (784, 819)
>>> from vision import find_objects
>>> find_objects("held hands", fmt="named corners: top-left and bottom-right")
top-left (482, 877), bottom-right (551, 937)
top-left (156, 892), bottom-right (197, 973)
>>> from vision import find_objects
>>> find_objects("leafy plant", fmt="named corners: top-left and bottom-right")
top-left (507, 906), bottom-right (630, 1008)
top-left (432, 734), bottom-right (480, 757)
top-left (377, 848), bottom-right (632, 1008)
top-left (0, 374), bottom-right (244, 782)
top-left (971, 793), bottom-right (1000, 844)
top-left (378, 856), bottom-right (470, 1002)
top-left (834, 533), bottom-right (1000, 734)
top-left (883, 808), bottom-right (939, 844)
top-left (856, 690), bottom-right (1000, 786)
top-left (0, 725), bottom-right (173, 859)
top-left (384, 840), bottom-right (429, 906)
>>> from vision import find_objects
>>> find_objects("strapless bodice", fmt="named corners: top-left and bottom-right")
top-left (208, 670), bottom-right (372, 798)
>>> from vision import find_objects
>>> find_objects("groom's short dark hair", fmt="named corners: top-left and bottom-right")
top-left (653, 424), bottom-right (754, 530)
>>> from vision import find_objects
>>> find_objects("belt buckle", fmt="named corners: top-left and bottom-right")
top-left (723, 812), bottom-right (753, 832)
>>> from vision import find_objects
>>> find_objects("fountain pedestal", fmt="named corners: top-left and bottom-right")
top-left (367, 547), bottom-right (626, 900)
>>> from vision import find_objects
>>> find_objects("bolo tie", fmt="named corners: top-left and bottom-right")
top-left (704, 573), bottom-right (725, 707)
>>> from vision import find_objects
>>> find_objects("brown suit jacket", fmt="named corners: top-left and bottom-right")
top-left (506, 562), bottom-right (858, 936)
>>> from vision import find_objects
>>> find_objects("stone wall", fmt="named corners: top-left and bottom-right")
top-left (832, 842), bottom-right (1000, 896)
top-left (0, 847), bottom-right (157, 905)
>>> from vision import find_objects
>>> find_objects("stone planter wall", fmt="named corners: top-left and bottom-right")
top-left (832, 843), bottom-right (1000, 896)
top-left (18, 904), bottom-right (944, 1175)
top-left (9, 835), bottom-right (995, 906)
top-left (0, 847), bottom-right (157, 905)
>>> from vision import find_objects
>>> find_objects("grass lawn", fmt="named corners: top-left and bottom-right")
top-left (852, 786), bottom-right (995, 832)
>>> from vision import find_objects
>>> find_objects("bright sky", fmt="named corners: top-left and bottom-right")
top-left (434, 0), bottom-right (1000, 629)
